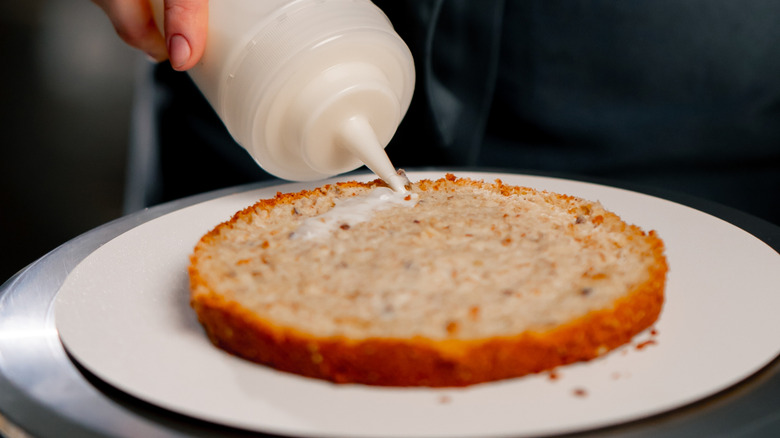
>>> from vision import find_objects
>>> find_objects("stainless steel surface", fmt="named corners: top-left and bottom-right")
top-left (0, 184), bottom-right (268, 438)
top-left (1, 174), bottom-right (780, 438)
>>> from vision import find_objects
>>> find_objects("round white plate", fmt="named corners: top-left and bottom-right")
top-left (54, 171), bottom-right (780, 438)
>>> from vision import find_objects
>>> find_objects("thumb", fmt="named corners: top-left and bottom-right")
top-left (163, 0), bottom-right (208, 71)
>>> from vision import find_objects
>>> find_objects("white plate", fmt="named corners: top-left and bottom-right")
top-left (54, 171), bottom-right (780, 438)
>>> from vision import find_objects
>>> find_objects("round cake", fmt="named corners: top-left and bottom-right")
top-left (188, 174), bottom-right (667, 387)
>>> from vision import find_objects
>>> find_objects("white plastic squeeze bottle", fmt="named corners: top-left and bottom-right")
top-left (149, 0), bottom-right (415, 192)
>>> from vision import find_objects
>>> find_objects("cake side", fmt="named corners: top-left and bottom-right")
top-left (190, 256), bottom-right (664, 386)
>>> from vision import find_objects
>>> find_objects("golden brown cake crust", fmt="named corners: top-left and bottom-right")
top-left (188, 174), bottom-right (667, 387)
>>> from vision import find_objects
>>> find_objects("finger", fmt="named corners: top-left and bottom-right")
top-left (164, 0), bottom-right (209, 71)
top-left (93, 0), bottom-right (168, 62)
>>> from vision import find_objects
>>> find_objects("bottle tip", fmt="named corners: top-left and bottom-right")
top-left (385, 173), bottom-right (408, 193)
top-left (336, 116), bottom-right (407, 192)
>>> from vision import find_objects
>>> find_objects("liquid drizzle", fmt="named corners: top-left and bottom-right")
top-left (292, 187), bottom-right (418, 239)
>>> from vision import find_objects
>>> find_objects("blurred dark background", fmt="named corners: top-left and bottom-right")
top-left (1, 0), bottom-right (136, 283)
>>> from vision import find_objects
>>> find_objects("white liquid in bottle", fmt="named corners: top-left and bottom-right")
top-left (149, 0), bottom-right (415, 191)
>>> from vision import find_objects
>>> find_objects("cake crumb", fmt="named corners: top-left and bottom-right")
top-left (445, 321), bottom-right (459, 335)
top-left (635, 339), bottom-right (657, 350)
top-left (572, 387), bottom-right (588, 397)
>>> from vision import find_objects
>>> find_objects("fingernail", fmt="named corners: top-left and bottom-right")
top-left (168, 34), bottom-right (191, 70)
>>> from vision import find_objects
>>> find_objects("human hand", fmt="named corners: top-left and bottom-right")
top-left (92, 0), bottom-right (208, 71)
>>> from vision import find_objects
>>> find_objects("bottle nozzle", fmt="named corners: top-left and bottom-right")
top-left (336, 115), bottom-right (407, 192)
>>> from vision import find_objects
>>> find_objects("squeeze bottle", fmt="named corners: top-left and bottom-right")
top-left (149, 0), bottom-right (415, 191)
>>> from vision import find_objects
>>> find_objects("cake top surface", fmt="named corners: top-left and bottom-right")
top-left (190, 176), bottom-right (663, 340)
